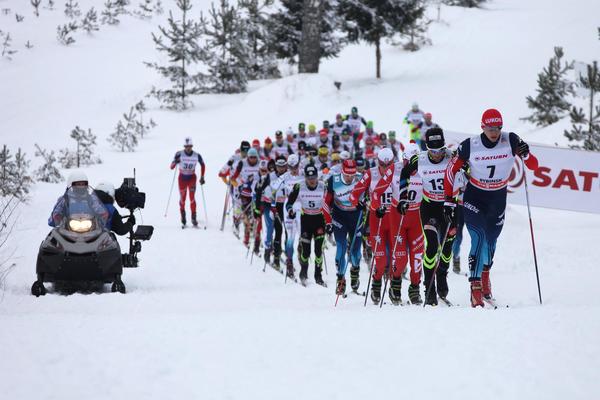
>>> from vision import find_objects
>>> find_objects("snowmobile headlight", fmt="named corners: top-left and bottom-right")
top-left (68, 218), bottom-right (93, 233)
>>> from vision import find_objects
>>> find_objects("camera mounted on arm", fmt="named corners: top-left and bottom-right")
top-left (115, 169), bottom-right (154, 268)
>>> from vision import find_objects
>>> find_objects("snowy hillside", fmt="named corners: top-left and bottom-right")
top-left (1, 1), bottom-right (600, 399)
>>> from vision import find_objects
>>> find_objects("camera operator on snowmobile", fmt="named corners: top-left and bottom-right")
top-left (94, 181), bottom-right (136, 236)
top-left (48, 171), bottom-right (109, 228)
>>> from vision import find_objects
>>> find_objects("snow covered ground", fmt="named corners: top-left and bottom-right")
top-left (1, 1), bottom-right (599, 399)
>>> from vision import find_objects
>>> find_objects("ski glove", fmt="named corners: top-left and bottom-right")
top-left (396, 199), bottom-right (409, 215)
top-left (517, 140), bottom-right (529, 158)
top-left (253, 204), bottom-right (261, 219)
top-left (443, 200), bottom-right (456, 224)
top-left (288, 209), bottom-right (296, 219)
top-left (356, 199), bottom-right (366, 211)
top-left (199, 176), bottom-right (205, 185)
top-left (375, 206), bottom-right (386, 219)
top-left (325, 224), bottom-right (333, 235)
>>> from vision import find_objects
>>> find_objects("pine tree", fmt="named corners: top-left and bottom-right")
top-left (238, 0), bottom-right (280, 79)
top-left (114, 0), bottom-right (130, 16)
top-left (444, 0), bottom-right (486, 7)
top-left (0, 146), bottom-right (32, 200)
top-left (146, 0), bottom-right (204, 110)
top-left (101, 1), bottom-right (120, 25)
top-left (523, 47), bottom-right (574, 127)
top-left (154, 0), bottom-right (163, 15)
top-left (56, 22), bottom-right (78, 45)
top-left (564, 61), bottom-right (600, 151)
top-left (31, 0), bottom-right (42, 17)
top-left (64, 0), bottom-right (81, 19)
top-left (108, 118), bottom-right (139, 152)
top-left (61, 126), bottom-right (101, 167)
top-left (134, 100), bottom-right (156, 138)
top-left (199, 0), bottom-right (250, 93)
top-left (1, 32), bottom-right (17, 60)
top-left (45, 0), bottom-right (55, 11)
top-left (338, 0), bottom-right (426, 79)
top-left (401, 0), bottom-right (431, 52)
top-left (271, 0), bottom-right (342, 65)
top-left (135, 0), bottom-right (154, 19)
top-left (80, 8), bottom-right (99, 34)
top-left (34, 144), bottom-right (63, 183)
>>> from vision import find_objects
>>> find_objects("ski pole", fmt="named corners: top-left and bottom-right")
top-left (220, 182), bottom-right (231, 231)
top-left (336, 209), bottom-right (364, 307)
top-left (380, 212), bottom-right (405, 308)
top-left (200, 183), bottom-right (209, 229)
top-left (423, 223), bottom-right (451, 308)
top-left (364, 217), bottom-right (383, 307)
top-left (164, 168), bottom-right (177, 218)
top-left (522, 158), bottom-right (543, 305)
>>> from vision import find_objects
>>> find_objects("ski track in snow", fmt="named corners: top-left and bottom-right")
top-left (1, 0), bottom-right (600, 399)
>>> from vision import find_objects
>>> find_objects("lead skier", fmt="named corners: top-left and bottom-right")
top-left (323, 159), bottom-right (363, 295)
top-left (444, 109), bottom-right (539, 307)
top-left (170, 137), bottom-right (206, 227)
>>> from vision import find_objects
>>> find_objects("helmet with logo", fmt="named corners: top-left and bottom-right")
top-left (342, 159), bottom-right (357, 175)
top-left (425, 127), bottom-right (445, 150)
top-left (481, 108), bottom-right (503, 129)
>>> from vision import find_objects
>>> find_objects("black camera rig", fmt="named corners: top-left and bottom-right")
top-left (118, 169), bottom-right (154, 269)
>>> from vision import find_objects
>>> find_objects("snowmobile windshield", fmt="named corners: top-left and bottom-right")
top-left (65, 187), bottom-right (106, 222)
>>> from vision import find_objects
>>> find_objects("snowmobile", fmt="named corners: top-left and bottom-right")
top-left (32, 189), bottom-right (124, 296)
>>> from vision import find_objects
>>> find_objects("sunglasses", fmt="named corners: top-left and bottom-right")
top-left (427, 147), bottom-right (446, 154)
top-left (484, 126), bottom-right (502, 132)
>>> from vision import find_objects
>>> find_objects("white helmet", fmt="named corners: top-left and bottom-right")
top-left (340, 150), bottom-right (351, 160)
top-left (184, 137), bottom-right (193, 146)
top-left (287, 154), bottom-right (299, 168)
top-left (96, 181), bottom-right (115, 198)
top-left (403, 142), bottom-right (420, 160)
top-left (67, 170), bottom-right (88, 186)
top-left (412, 102), bottom-right (419, 110)
top-left (286, 127), bottom-right (294, 136)
top-left (377, 148), bottom-right (394, 164)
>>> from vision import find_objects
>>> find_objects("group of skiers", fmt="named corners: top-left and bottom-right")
top-left (173, 105), bottom-right (539, 307)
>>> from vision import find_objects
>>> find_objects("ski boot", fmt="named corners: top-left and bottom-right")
top-left (453, 256), bottom-right (461, 274)
top-left (423, 268), bottom-right (438, 306)
top-left (370, 278), bottom-right (382, 304)
top-left (315, 265), bottom-right (327, 287)
top-left (299, 262), bottom-right (309, 286)
top-left (264, 248), bottom-right (272, 265)
top-left (436, 267), bottom-right (449, 300)
top-left (336, 275), bottom-right (346, 296)
top-left (389, 277), bottom-right (402, 305)
top-left (272, 255), bottom-right (281, 272)
top-left (482, 265), bottom-right (493, 300)
top-left (350, 266), bottom-right (360, 292)
top-left (191, 212), bottom-right (198, 227)
top-left (181, 210), bottom-right (187, 227)
top-left (470, 279), bottom-right (484, 308)
top-left (408, 283), bottom-right (423, 305)
top-left (286, 258), bottom-right (295, 279)
top-left (253, 238), bottom-right (261, 256)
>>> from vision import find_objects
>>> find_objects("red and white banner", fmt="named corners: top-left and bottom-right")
top-left (446, 131), bottom-right (600, 214)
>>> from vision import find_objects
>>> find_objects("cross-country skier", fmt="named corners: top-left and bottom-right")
top-left (444, 108), bottom-right (539, 307)
top-left (230, 146), bottom-right (260, 237)
top-left (332, 113), bottom-right (349, 136)
top-left (388, 131), bottom-right (405, 160)
top-left (254, 155), bottom-right (288, 270)
top-left (286, 164), bottom-right (327, 287)
top-left (350, 148), bottom-right (404, 305)
top-left (170, 137), bottom-right (206, 227)
top-left (405, 103), bottom-right (425, 145)
top-left (278, 154), bottom-right (304, 278)
top-left (391, 142), bottom-right (425, 304)
top-left (323, 159), bottom-right (363, 295)
top-left (345, 106), bottom-right (368, 135)
top-left (398, 128), bottom-right (456, 306)
top-left (272, 131), bottom-right (291, 158)
top-left (418, 113), bottom-right (440, 150)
